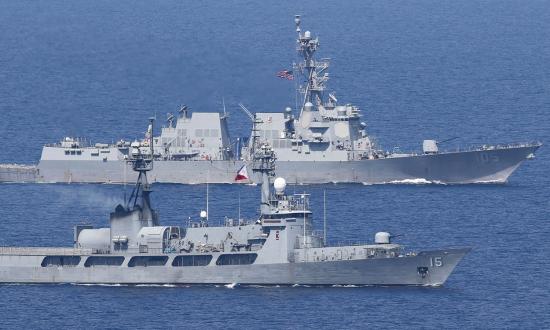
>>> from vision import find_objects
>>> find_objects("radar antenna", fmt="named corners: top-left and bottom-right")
top-left (177, 104), bottom-right (189, 118)
top-left (166, 113), bottom-right (175, 128)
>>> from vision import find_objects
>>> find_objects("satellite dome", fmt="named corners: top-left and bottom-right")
top-left (200, 210), bottom-right (207, 219)
top-left (304, 102), bottom-right (313, 112)
top-left (304, 31), bottom-right (311, 39)
top-left (273, 177), bottom-right (287, 194)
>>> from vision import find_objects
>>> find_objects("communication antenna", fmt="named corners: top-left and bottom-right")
top-left (206, 180), bottom-right (209, 223)
top-left (238, 190), bottom-right (241, 221)
top-left (294, 15), bottom-right (301, 113)
top-left (302, 193), bottom-right (307, 249)
top-left (238, 103), bottom-right (263, 157)
top-left (123, 160), bottom-right (127, 202)
top-left (323, 189), bottom-right (327, 245)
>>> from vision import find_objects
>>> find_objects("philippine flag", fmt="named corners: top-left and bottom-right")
top-left (235, 165), bottom-right (249, 181)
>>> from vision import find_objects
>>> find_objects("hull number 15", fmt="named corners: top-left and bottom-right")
top-left (430, 257), bottom-right (443, 267)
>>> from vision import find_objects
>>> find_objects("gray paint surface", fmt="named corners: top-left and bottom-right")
top-left (0, 17), bottom-right (541, 185)
top-left (0, 141), bottom-right (470, 286)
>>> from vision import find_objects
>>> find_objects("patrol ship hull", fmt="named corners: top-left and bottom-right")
top-left (24, 143), bottom-right (538, 184)
top-left (0, 248), bottom-right (469, 286)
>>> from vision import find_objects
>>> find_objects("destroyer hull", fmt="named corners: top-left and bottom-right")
top-left (23, 144), bottom-right (538, 184)
top-left (0, 248), bottom-right (468, 286)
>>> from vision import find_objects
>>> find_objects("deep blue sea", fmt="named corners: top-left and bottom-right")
top-left (0, 1), bottom-right (549, 329)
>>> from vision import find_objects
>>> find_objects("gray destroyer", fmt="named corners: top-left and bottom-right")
top-left (0, 16), bottom-right (540, 184)
top-left (0, 121), bottom-right (469, 285)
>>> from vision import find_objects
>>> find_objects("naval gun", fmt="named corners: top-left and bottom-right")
top-left (423, 137), bottom-right (459, 154)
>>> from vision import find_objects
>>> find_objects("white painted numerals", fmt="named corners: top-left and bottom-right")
top-left (430, 257), bottom-right (443, 267)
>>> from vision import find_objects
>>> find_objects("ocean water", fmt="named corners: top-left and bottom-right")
top-left (0, 0), bottom-right (549, 329)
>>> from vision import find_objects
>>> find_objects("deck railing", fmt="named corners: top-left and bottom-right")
top-left (0, 247), bottom-right (92, 256)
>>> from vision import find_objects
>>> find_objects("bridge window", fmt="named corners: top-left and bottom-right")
top-left (84, 256), bottom-right (125, 267)
top-left (128, 256), bottom-right (168, 267)
top-left (172, 255), bottom-right (212, 267)
top-left (215, 253), bottom-right (257, 266)
top-left (41, 256), bottom-right (81, 267)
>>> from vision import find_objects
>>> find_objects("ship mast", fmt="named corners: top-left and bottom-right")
top-left (294, 15), bottom-right (331, 115)
top-left (251, 143), bottom-right (276, 215)
top-left (126, 117), bottom-right (158, 226)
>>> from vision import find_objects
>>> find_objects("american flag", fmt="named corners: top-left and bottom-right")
top-left (276, 69), bottom-right (294, 80)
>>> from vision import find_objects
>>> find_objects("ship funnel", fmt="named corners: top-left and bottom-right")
top-left (273, 177), bottom-right (287, 194)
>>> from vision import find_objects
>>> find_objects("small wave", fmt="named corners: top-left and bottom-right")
top-left (225, 282), bottom-right (238, 289)
top-left (71, 283), bottom-right (184, 288)
top-left (71, 283), bottom-right (127, 287)
top-left (388, 178), bottom-right (446, 185)
top-left (473, 179), bottom-right (502, 184)
top-left (135, 284), bottom-right (177, 288)
top-left (291, 284), bottom-right (311, 288)
top-left (422, 283), bottom-right (443, 287)
top-left (247, 284), bottom-right (282, 288)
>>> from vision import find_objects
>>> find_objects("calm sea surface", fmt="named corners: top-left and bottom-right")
top-left (0, 1), bottom-right (549, 329)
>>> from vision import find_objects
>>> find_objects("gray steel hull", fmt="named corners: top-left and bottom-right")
top-left (0, 248), bottom-right (469, 286)
top-left (28, 144), bottom-right (539, 184)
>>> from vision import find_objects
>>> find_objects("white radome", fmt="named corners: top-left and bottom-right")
top-left (273, 177), bottom-right (287, 194)
top-left (200, 210), bottom-right (207, 218)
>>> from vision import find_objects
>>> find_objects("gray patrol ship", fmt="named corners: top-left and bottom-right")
top-left (0, 120), bottom-right (469, 285)
top-left (0, 16), bottom-right (540, 184)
